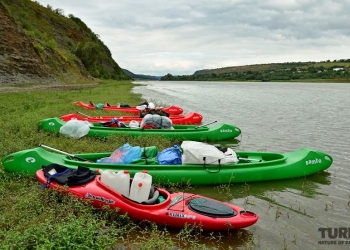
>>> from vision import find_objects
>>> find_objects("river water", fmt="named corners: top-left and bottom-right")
top-left (133, 81), bottom-right (350, 250)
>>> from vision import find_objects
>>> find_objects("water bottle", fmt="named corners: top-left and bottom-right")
top-left (100, 170), bottom-right (130, 197)
top-left (129, 170), bottom-right (152, 203)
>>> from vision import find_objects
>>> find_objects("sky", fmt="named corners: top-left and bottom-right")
top-left (34, 0), bottom-right (350, 76)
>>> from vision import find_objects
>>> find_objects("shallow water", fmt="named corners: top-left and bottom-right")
top-left (133, 81), bottom-right (350, 249)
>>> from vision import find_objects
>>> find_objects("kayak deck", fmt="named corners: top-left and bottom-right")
top-left (2, 146), bottom-right (333, 185)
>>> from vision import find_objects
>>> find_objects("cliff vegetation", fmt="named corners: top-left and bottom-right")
top-left (0, 0), bottom-right (129, 85)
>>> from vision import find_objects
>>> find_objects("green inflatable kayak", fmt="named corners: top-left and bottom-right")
top-left (2, 143), bottom-right (333, 185)
top-left (38, 117), bottom-right (241, 142)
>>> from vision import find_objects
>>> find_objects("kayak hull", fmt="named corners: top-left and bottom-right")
top-left (75, 101), bottom-right (184, 115)
top-left (36, 169), bottom-right (259, 230)
top-left (3, 147), bottom-right (333, 185)
top-left (60, 112), bottom-right (203, 125)
top-left (38, 117), bottom-right (241, 142)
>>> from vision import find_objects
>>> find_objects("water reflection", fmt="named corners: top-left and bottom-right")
top-left (190, 171), bottom-right (332, 201)
top-left (165, 226), bottom-right (257, 250)
top-left (115, 220), bottom-right (257, 250)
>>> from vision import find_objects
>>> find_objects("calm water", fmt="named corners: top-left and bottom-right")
top-left (133, 81), bottom-right (350, 250)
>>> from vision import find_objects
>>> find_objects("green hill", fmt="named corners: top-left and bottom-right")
top-left (0, 0), bottom-right (130, 85)
top-left (161, 60), bottom-right (350, 82)
top-left (122, 68), bottom-right (160, 80)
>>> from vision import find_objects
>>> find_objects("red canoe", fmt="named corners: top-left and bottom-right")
top-left (60, 112), bottom-right (203, 125)
top-left (36, 167), bottom-right (258, 231)
top-left (74, 101), bottom-right (184, 115)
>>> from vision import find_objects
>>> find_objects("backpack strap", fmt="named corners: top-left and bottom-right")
top-left (39, 167), bottom-right (70, 188)
top-left (202, 157), bottom-right (221, 173)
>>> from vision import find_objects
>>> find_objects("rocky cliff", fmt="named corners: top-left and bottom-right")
top-left (0, 0), bottom-right (129, 85)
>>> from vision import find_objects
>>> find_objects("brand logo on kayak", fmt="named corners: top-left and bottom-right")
top-left (25, 157), bottom-right (36, 163)
top-left (49, 122), bottom-right (55, 126)
top-left (306, 158), bottom-right (322, 165)
top-left (220, 129), bottom-right (232, 133)
top-left (85, 193), bottom-right (115, 204)
top-left (168, 212), bottom-right (196, 220)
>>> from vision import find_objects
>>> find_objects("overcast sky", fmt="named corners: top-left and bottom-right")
top-left (34, 0), bottom-right (350, 76)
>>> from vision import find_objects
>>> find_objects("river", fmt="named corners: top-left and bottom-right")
top-left (132, 81), bottom-right (350, 250)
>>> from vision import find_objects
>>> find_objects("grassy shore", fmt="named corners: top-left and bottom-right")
top-left (0, 80), bottom-right (247, 250)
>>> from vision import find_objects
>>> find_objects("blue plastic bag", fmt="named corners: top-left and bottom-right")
top-left (100, 118), bottom-right (126, 128)
top-left (97, 143), bottom-right (142, 164)
top-left (157, 145), bottom-right (182, 165)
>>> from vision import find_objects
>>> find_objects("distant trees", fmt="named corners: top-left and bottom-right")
top-left (161, 61), bottom-right (350, 82)
top-left (161, 73), bottom-right (173, 80)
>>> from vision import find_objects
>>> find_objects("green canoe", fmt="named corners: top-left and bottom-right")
top-left (2, 145), bottom-right (333, 185)
top-left (38, 117), bottom-right (241, 141)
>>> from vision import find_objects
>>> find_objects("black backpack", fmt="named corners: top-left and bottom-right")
top-left (42, 164), bottom-right (96, 187)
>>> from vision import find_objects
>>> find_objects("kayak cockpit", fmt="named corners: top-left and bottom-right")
top-left (236, 152), bottom-right (286, 165)
top-left (96, 175), bottom-right (170, 206)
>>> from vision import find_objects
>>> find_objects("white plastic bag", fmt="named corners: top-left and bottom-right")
top-left (223, 148), bottom-right (239, 164)
top-left (181, 141), bottom-right (238, 165)
top-left (129, 120), bottom-right (140, 128)
top-left (59, 120), bottom-right (93, 139)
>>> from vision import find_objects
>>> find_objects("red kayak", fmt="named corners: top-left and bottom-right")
top-left (36, 166), bottom-right (258, 231)
top-left (60, 112), bottom-right (203, 125)
top-left (75, 101), bottom-right (184, 115)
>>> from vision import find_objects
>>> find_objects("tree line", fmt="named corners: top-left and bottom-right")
top-left (161, 60), bottom-right (350, 82)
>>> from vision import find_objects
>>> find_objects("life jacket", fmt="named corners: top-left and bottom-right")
top-left (41, 164), bottom-right (96, 187)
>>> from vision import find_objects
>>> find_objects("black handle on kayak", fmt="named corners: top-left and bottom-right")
top-left (203, 157), bottom-right (221, 173)
top-left (38, 144), bottom-right (91, 162)
top-left (195, 120), bottom-right (217, 129)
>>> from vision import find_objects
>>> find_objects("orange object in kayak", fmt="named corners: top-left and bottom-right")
top-left (74, 101), bottom-right (184, 115)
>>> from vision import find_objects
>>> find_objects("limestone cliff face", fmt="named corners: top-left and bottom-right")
top-left (0, 0), bottom-right (129, 85)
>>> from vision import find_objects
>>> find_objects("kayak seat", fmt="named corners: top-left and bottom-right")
top-left (141, 186), bottom-right (159, 205)
top-left (123, 185), bottom-right (160, 205)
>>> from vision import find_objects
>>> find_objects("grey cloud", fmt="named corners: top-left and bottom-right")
top-left (34, 0), bottom-right (350, 75)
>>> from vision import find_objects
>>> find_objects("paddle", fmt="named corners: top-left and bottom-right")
top-left (39, 144), bottom-right (91, 162)
top-left (77, 111), bottom-right (91, 118)
top-left (195, 121), bottom-right (217, 129)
